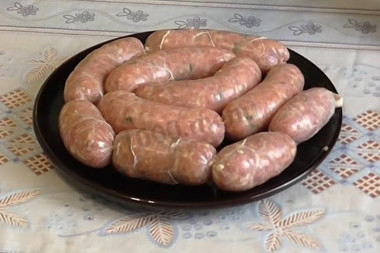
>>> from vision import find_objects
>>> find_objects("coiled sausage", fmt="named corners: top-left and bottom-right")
top-left (222, 63), bottom-right (304, 140)
top-left (145, 29), bottom-right (289, 73)
top-left (105, 47), bottom-right (235, 93)
top-left (135, 56), bottom-right (262, 113)
top-left (269, 87), bottom-right (343, 143)
top-left (113, 129), bottom-right (216, 185)
top-left (59, 100), bottom-right (115, 168)
top-left (64, 37), bottom-right (145, 104)
top-left (98, 90), bottom-right (225, 147)
top-left (212, 132), bottom-right (296, 192)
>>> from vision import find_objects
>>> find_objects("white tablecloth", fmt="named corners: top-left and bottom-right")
top-left (0, 1), bottom-right (379, 252)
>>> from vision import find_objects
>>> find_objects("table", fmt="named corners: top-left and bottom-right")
top-left (0, 0), bottom-right (379, 252)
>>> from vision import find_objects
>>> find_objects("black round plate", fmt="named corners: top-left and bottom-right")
top-left (33, 31), bottom-right (342, 209)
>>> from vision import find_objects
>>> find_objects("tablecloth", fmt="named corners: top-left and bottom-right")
top-left (0, 0), bottom-right (379, 252)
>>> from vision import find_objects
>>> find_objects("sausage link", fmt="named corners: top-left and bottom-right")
top-left (212, 132), bottom-right (296, 192)
top-left (222, 63), bottom-right (304, 141)
top-left (64, 37), bottom-right (145, 104)
top-left (269, 87), bottom-right (343, 143)
top-left (145, 29), bottom-right (289, 73)
top-left (113, 129), bottom-right (216, 185)
top-left (59, 100), bottom-right (115, 168)
top-left (105, 47), bottom-right (235, 93)
top-left (98, 90), bottom-right (225, 147)
top-left (135, 56), bottom-right (262, 113)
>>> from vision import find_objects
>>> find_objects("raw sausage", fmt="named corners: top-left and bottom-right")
top-left (98, 90), bottom-right (225, 147)
top-left (64, 37), bottom-right (145, 104)
top-left (105, 47), bottom-right (235, 93)
top-left (269, 87), bottom-right (343, 143)
top-left (135, 56), bottom-right (262, 113)
top-left (113, 129), bottom-right (216, 185)
top-left (145, 29), bottom-right (289, 73)
top-left (222, 63), bottom-right (304, 140)
top-left (59, 100), bottom-right (115, 168)
top-left (211, 132), bottom-right (296, 192)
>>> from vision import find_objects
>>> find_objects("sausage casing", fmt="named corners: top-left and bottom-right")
top-left (98, 90), bottom-right (225, 147)
top-left (222, 63), bottom-right (304, 140)
top-left (64, 37), bottom-right (145, 104)
top-left (269, 87), bottom-right (343, 143)
top-left (212, 132), bottom-right (297, 192)
top-left (105, 46), bottom-right (235, 93)
top-left (135, 56), bottom-right (262, 113)
top-left (59, 100), bottom-right (115, 168)
top-left (113, 129), bottom-right (216, 185)
top-left (145, 29), bottom-right (289, 73)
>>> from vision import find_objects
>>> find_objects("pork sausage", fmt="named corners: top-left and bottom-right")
top-left (269, 87), bottom-right (343, 143)
top-left (98, 90), bottom-right (225, 147)
top-left (105, 47), bottom-right (235, 93)
top-left (212, 132), bottom-right (296, 192)
top-left (64, 37), bottom-right (145, 104)
top-left (135, 56), bottom-right (262, 113)
top-left (145, 29), bottom-right (289, 73)
top-left (222, 63), bottom-right (304, 140)
top-left (113, 129), bottom-right (216, 185)
top-left (59, 100), bottom-right (115, 168)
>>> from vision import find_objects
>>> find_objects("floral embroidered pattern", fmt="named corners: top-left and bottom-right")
top-left (0, 190), bottom-right (40, 227)
top-left (6, 2), bottom-right (38, 16)
top-left (63, 11), bottom-right (95, 23)
top-left (289, 22), bottom-right (322, 36)
top-left (175, 17), bottom-right (207, 29)
top-left (246, 199), bottom-right (325, 252)
top-left (228, 14), bottom-right (261, 28)
top-left (101, 211), bottom-right (188, 247)
top-left (343, 19), bottom-right (376, 34)
top-left (116, 8), bottom-right (148, 22)
top-left (26, 47), bottom-right (67, 85)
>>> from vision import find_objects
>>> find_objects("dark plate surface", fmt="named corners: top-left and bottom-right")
top-left (33, 31), bottom-right (342, 209)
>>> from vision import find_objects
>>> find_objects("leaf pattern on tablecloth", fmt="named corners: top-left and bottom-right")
top-left (0, 209), bottom-right (28, 227)
top-left (26, 47), bottom-right (67, 85)
top-left (158, 210), bottom-right (189, 220)
top-left (101, 211), bottom-right (187, 246)
top-left (265, 232), bottom-right (281, 252)
top-left (258, 197), bottom-right (282, 226)
top-left (246, 199), bottom-right (325, 252)
top-left (0, 190), bottom-right (40, 208)
top-left (246, 223), bottom-right (272, 231)
top-left (0, 190), bottom-right (40, 228)
top-left (279, 209), bottom-right (325, 227)
top-left (149, 216), bottom-right (175, 246)
top-left (104, 214), bottom-right (154, 234)
top-left (283, 229), bottom-right (321, 249)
